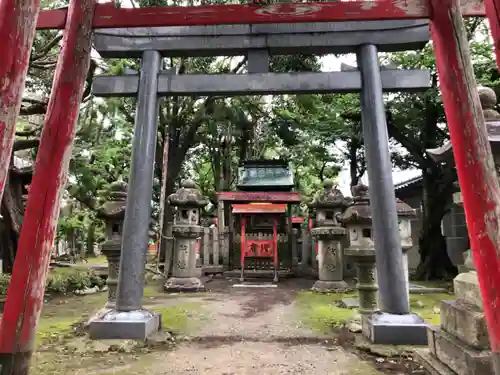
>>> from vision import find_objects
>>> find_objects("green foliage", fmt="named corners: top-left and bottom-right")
top-left (0, 268), bottom-right (105, 298)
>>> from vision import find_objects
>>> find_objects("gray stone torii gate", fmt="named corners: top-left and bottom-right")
top-left (90, 19), bottom-right (431, 345)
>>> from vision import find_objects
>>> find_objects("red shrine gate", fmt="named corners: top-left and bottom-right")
top-left (232, 203), bottom-right (286, 282)
top-left (2, 0), bottom-right (500, 373)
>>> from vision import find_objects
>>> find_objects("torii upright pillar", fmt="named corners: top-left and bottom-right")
top-left (356, 44), bottom-right (427, 345)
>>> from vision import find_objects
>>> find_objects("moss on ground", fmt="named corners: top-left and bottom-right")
top-left (152, 302), bottom-right (205, 334)
top-left (296, 291), bottom-right (359, 333)
top-left (296, 290), bottom-right (455, 332)
top-left (410, 292), bottom-right (455, 325)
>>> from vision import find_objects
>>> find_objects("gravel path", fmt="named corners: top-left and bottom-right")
top-left (142, 279), bottom-right (381, 375)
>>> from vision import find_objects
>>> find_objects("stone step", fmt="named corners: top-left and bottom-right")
top-left (414, 348), bottom-right (456, 375)
top-left (440, 300), bottom-right (490, 350)
top-left (431, 326), bottom-right (492, 375)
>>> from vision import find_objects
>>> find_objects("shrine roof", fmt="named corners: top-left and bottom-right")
top-left (232, 203), bottom-right (287, 214)
top-left (218, 191), bottom-right (301, 203)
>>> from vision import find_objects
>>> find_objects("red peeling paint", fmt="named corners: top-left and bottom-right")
top-left (485, 0), bottom-right (500, 71)
top-left (34, 0), bottom-right (486, 30)
top-left (431, 0), bottom-right (500, 354)
top-left (0, 0), bottom-right (41, 203)
top-left (0, 0), bottom-right (96, 358)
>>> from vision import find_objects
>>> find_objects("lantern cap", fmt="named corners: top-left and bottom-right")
top-left (310, 179), bottom-right (351, 209)
top-left (396, 198), bottom-right (417, 218)
top-left (340, 184), bottom-right (372, 224)
top-left (97, 178), bottom-right (128, 219)
top-left (169, 179), bottom-right (208, 208)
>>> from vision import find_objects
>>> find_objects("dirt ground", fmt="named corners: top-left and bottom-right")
top-left (29, 277), bottom-right (434, 375)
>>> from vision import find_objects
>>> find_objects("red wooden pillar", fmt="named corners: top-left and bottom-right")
top-left (430, 0), bottom-right (500, 372)
top-left (0, 0), bottom-right (96, 373)
top-left (240, 216), bottom-right (246, 268)
top-left (0, 1), bottom-right (41, 202)
top-left (240, 216), bottom-right (246, 281)
top-left (485, 0), bottom-right (500, 70)
top-left (272, 216), bottom-right (278, 268)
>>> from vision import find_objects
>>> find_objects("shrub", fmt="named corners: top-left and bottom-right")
top-left (0, 268), bottom-right (105, 297)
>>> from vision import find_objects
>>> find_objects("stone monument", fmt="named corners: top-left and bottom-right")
top-left (310, 179), bottom-right (350, 292)
top-left (164, 180), bottom-right (208, 292)
top-left (416, 86), bottom-right (499, 374)
top-left (96, 178), bottom-right (127, 309)
top-left (342, 184), bottom-right (379, 318)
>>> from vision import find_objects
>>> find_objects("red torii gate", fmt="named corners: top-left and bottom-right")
top-left (1, 0), bottom-right (500, 373)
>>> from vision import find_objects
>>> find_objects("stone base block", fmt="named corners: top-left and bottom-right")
top-left (432, 326), bottom-right (492, 375)
top-left (89, 309), bottom-right (161, 340)
top-left (339, 297), bottom-right (360, 309)
top-left (311, 280), bottom-right (348, 293)
top-left (414, 348), bottom-right (456, 375)
top-left (164, 276), bottom-right (205, 293)
top-left (440, 300), bottom-right (489, 349)
top-left (454, 272), bottom-right (483, 309)
top-left (363, 312), bottom-right (428, 345)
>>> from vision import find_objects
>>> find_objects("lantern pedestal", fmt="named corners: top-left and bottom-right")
top-left (311, 227), bottom-right (347, 292)
top-left (89, 309), bottom-right (161, 340)
top-left (165, 226), bottom-right (205, 292)
top-left (363, 312), bottom-right (428, 345)
top-left (101, 241), bottom-right (121, 309)
top-left (344, 248), bottom-right (378, 316)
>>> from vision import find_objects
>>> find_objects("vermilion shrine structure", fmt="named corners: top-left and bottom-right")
top-left (2, 0), bottom-right (500, 374)
top-left (220, 159), bottom-right (300, 282)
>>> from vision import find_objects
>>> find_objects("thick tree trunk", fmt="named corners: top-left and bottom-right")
top-left (415, 166), bottom-right (457, 280)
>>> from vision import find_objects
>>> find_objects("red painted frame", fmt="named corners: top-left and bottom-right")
top-left (0, 0), bottom-right (96, 363)
top-left (240, 215), bottom-right (279, 273)
top-left (35, 1), bottom-right (486, 30)
top-left (431, 0), bottom-right (500, 364)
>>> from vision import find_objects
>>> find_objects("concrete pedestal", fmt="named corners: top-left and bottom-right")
top-left (89, 309), bottom-right (161, 340)
top-left (165, 226), bottom-right (205, 292)
top-left (311, 227), bottom-right (347, 292)
top-left (363, 312), bottom-right (428, 345)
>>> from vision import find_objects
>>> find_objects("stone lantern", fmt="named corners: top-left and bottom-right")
top-left (310, 179), bottom-right (350, 292)
top-left (96, 178), bottom-right (127, 308)
top-left (341, 184), bottom-right (379, 316)
top-left (164, 180), bottom-right (208, 292)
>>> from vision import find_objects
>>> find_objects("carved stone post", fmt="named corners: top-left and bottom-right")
top-left (342, 184), bottom-right (379, 317)
top-left (310, 180), bottom-right (350, 292)
top-left (396, 198), bottom-right (417, 305)
top-left (96, 178), bottom-right (127, 309)
top-left (164, 180), bottom-right (207, 292)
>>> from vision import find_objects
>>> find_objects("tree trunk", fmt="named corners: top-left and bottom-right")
top-left (415, 165), bottom-right (457, 280)
top-left (86, 221), bottom-right (96, 256)
top-left (0, 174), bottom-right (24, 273)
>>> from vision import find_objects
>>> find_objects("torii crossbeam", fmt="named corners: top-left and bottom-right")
top-left (2, 0), bottom-right (500, 374)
